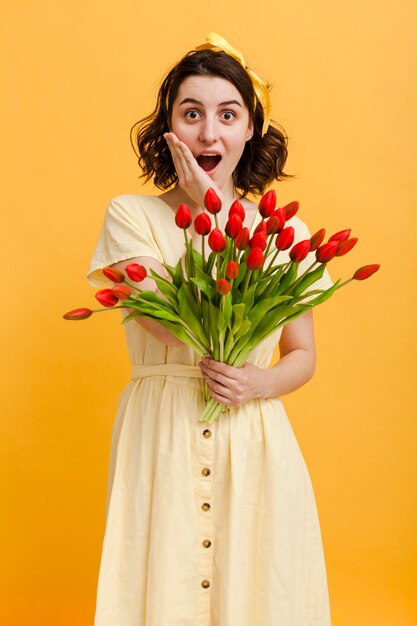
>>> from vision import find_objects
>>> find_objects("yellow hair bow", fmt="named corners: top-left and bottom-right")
top-left (195, 32), bottom-right (271, 137)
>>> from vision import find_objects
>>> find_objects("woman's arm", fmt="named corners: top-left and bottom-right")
top-left (110, 256), bottom-right (184, 347)
top-left (198, 310), bottom-right (316, 407)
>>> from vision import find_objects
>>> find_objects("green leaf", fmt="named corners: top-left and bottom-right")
top-left (302, 279), bottom-right (341, 306)
top-left (178, 285), bottom-right (209, 349)
top-left (231, 303), bottom-right (245, 334)
top-left (292, 264), bottom-right (326, 297)
top-left (223, 293), bottom-right (233, 327)
top-left (191, 248), bottom-right (203, 270)
top-left (173, 258), bottom-right (184, 288)
top-left (208, 300), bottom-right (220, 359)
top-left (276, 262), bottom-right (299, 294)
top-left (163, 263), bottom-right (176, 281)
top-left (190, 277), bottom-right (215, 300)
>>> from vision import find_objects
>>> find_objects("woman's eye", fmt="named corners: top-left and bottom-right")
top-left (185, 110), bottom-right (200, 120)
top-left (221, 111), bottom-right (236, 121)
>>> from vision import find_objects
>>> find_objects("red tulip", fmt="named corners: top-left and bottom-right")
top-left (204, 187), bottom-right (222, 214)
top-left (225, 214), bottom-right (243, 238)
top-left (250, 231), bottom-right (267, 251)
top-left (216, 278), bottom-right (231, 295)
top-left (102, 266), bottom-right (125, 283)
top-left (194, 212), bottom-right (212, 235)
top-left (226, 260), bottom-right (239, 279)
top-left (275, 226), bottom-right (295, 251)
top-left (282, 200), bottom-right (299, 220)
top-left (316, 241), bottom-right (339, 263)
top-left (272, 207), bottom-right (286, 230)
top-left (111, 285), bottom-right (132, 299)
top-left (95, 289), bottom-right (118, 307)
top-left (289, 240), bottom-right (311, 263)
top-left (328, 229), bottom-right (351, 243)
top-left (254, 220), bottom-right (267, 234)
top-left (309, 228), bottom-right (326, 251)
top-left (266, 215), bottom-right (281, 235)
top-left (336, 237), bottom-right (358, 257)
top-left (353, 264), bottom-right (380, 280)
top-left (208, 228), bottom-right (226, 252)
top-left (229, 199), bottom-right (245, 221)
top-left (236, 227), bottom-right (250, 250)
top-left (246, 247), bottom-right (264, 270)
top-left (175, 203), bottom-right (192, 229)
top-left (63, 308), bottom-right (93, 320)
top-left (125, 263), bottom-right (147, 282)
top-left (258, 189), bottom-right (276, 218)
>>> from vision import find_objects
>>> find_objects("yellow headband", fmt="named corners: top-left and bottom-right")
top-left (195, 32), bottom-right (271, 137)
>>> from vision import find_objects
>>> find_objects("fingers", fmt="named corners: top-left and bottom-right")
top-left (199, 358), bottom-right (248, 407)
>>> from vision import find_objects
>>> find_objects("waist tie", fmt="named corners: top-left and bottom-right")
top-left (131, 363), bottom-right (204, 381)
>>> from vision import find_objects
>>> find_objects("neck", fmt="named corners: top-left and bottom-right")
top-left (172, 180), bottom-right (240, 213)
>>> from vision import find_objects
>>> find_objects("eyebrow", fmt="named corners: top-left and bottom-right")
top-left (179, 97), bottom-right (242, 108)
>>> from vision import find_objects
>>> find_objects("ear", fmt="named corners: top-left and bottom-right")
top-left (246, 119), bottom-right (254, 141)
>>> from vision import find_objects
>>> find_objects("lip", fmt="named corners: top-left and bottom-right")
top-left (195, 150), bottom-right (223, 158)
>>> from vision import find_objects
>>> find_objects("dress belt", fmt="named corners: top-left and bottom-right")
top-left (131, 363), bottom-right (204, 381)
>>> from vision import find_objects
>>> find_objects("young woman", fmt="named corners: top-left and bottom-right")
top-left (87, 33), bottom-right (333, 626)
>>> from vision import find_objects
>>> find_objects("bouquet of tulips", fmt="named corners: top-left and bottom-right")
top-left (64, 188), bottom-right (379, 423)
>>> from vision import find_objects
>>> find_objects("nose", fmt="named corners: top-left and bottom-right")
top-left (198, 117), bottom-right (219, 144)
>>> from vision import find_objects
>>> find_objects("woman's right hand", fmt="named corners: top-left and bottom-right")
top-left (164, 132), bottom-right (224, 209)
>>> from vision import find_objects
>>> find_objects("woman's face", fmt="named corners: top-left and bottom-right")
top-left (169, 75), bottom-right (254, 189)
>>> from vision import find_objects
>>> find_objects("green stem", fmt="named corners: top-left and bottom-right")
top-left (240, 269), bottom-right (253, 298)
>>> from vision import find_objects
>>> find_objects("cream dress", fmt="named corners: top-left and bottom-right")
top-left (87, 194), bottom-right (333, 626)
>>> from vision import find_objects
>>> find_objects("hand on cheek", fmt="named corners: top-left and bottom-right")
top-left (163, 132), bottom-right (223, 207)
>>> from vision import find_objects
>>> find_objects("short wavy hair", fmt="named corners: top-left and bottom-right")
top-left (130, 49), bottom-right (294, 197)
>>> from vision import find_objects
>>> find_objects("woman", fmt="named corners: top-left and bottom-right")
top-left (87, 33), bottom-right (333, 626)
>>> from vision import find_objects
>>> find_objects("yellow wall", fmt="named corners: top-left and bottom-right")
top-left (1, 1), bottom-right (416, 624)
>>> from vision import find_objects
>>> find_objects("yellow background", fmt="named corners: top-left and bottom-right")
top-left (1, 1), bottom-right (416, 624)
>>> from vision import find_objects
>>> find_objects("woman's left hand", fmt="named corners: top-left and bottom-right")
top-left (198, 358), bottom-right (266, 407)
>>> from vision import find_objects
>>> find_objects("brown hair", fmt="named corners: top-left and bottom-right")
top-left (130, 49), bottom-right (295, 197)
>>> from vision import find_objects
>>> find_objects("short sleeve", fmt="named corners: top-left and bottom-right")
top-left (86, 194), bottom-right (164, 287)
top-left (290, 216), bottom-right (334, 297)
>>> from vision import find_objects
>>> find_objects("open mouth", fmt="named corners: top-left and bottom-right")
top-left (196, 154), bottom-right (222, 172)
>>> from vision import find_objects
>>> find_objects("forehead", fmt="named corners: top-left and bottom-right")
top-left (174, 75), bottom-right (244, 106)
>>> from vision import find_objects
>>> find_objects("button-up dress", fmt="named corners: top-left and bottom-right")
top-left (87, 194), bottom-right (333, 626)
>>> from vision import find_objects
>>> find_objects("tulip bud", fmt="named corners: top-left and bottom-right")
top-left (204, 187), bottom-right (222, 214)
top-left (175, 203), bottom-right (192, 229)
top-left (272, 207), bottom-right (286, 230)
top-left (246, 247), bottom-right (264, 270)
top-left (316, 241), bottom-right (339, 263)
top-left (289, 240), bottom-right (311, 263)
top-left (95, 289), bottom-right (118, 307)
top-left (236, 227), bottom-right (250, 250)
top-left (254, 220), bottom-right (267, 234)
top-left (111, 285), bottom-right (132, 299)
top-left (125, 263), bottom-right (147, 282)
top-left (102, 267), bottom-right (125, 283)
top-left (226, 260), bottom-right (239, 279)
top-left (282, 200), bottom-right (299, 220)
top-left (353, 264), bottom-right (380, 280)
top-left (258, 189), bottom-right (276, 218)
top-left (266, 215), bottom-right (281, 235)
top-left (194, 212), bottom-right (212, 236)
top-left (208, 228), bottom-right (226, 252)
top-left (225, 214), bottom-right (243, 238)
top-left (309, 228), bottom-right (326, 251)
top-left (275, 226), bottom-right (295, 251)
top-left (216, 278), bottom-right (231, 295)
top-left (250, 231), bottom-right (267, 251)
top-left (228, 199), bottom-right (245, 222)
top-left (328, 229), bottom-right (351, 243)
top-left (63, 308), bottom-right (93, 320)
top-left (336, 237), bottom-right (358, 257)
